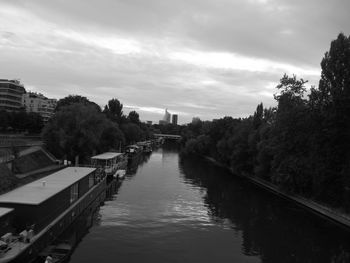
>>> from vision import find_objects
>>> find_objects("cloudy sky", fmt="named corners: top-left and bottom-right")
top-left (0, 0), bottom-right (349, 123)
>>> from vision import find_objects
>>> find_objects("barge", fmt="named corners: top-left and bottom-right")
top-left (136, 141), bottom-right (152, 153)
top-left (125, 145), bottom-right (142, 160)
top-left (0, 167), bottom-right (106, 263)
top-left (90, 152), bottom-right (128, 182)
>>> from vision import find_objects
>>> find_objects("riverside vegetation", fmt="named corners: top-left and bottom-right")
top-left (180, 33), bottom-right (350, 212)
top-left (42, 96), bottom-right (154, 164)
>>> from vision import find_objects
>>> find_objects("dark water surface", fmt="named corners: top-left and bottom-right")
top-left (68, 144), bottom-right (350, 263)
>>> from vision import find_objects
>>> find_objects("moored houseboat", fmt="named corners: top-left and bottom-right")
top-left (125, 145), bottom-right (142, 160)
top-left (153, 137), bottom-right (164, 148)
top-left (136, 141), bottom-right (152, 153)
top-left (0, 167), bottom-right (106, 263)
top-left (90, 152), bottom-right (128, 181)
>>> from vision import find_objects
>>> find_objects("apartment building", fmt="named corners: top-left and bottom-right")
top-left (0, 79), bottom-right (26, 111)
top-left (22, 92), bottom-right (57, 122)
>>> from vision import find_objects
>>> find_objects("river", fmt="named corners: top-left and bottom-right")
top-left (67, 143), bottom-right (350, 263)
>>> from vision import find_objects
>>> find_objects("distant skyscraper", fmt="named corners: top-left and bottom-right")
top-left (172, 114), bottom-right (178, 125)
top-left (162, 108), bottom-right (171, 124)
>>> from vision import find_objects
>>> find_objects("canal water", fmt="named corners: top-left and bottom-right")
top-left (68, 144), bottom-right (350, 263)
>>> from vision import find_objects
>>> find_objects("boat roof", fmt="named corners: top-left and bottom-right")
top-left (91, 152), bottom-right (123, 160)
top-left (0, 207), bottom-right (14, 218)
top-left (0, 167), bottom-right (96, 205)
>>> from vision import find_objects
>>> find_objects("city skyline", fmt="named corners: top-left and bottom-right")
top-left (0, 0), bottom-right (349, 123)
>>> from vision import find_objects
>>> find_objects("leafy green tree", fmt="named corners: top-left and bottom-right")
top-left (182, 135), bottom-right (210, 156)
top-left (26, 112), bottom-right (44, 133)
top-left (183, 138), bottom-right (198, 155)
top-left (308, 33), bottom-right (350, 204)
top-left (157, 123), bottom-right (181, 135)
top-left (255, 124), bottom-right (274, 179)
top-left (271, 74), bottom-right (311, 193)
top-left (0, 110), bottom-right (43, 133)
top-left (103, 98), bottom-right (124, 124)
top-left (274, 74), bottom-right (307, 100)
top-left (121, 123), bottom-right (142, 144)
top-left (139, 122), bottom-right (154, 140)
top-left (127, 110), bottom-right (140, 124)
top-left (99, 125), bottom-right (125, 152)
top-left (228, 119), bottom-right (253, 175)
top-left (318, 33), bottom-right (350, 108)
top-left (253, 103), bottom-right (264, 129)
top-left (43, 103), bottom-right (112, 163)
top-left (56, 95), bottom-right (101, 112)
top-left (10, 110), bottom-right (28, 131)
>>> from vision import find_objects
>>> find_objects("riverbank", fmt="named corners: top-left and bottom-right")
top-left (204, 156), bottom-right (350, 230)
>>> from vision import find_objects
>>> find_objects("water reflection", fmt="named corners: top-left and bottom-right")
top-left (127, 152), bottom-right (151, 176)
top-left (59, 147), bottom-right (350, 263)
top-left (179, 155), bottom-right (350, 263)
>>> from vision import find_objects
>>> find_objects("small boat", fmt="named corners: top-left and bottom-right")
top-left (114, 169), bottom-right (126, 179)
top-left (39, 242), bottom-right (72, 263)
top-left (125, 145), bottom-right (142, 159)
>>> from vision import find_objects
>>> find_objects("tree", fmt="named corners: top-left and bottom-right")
top-left (56, 95), bottom-right (101, 112)
top-left (253, 103), bottom-right (264, 129)
top-left (42, 103), bottom-right (113, 163)
top-left (10, 110), bottom-right (28, 131)
top-left (99, 125), bottom-right (125, 152)
top-left (274, 74), bottom-right (307, 102)
top-left (308, 33), bottom-right (350, 204)
top-left (318, 33), bottom-right (350, 108)
top-left (270, 74), bottom-right (311, 193)
top-left (103, 98), bottom-right (124, 124)
top-left (26, 112), bottom-right (44, 133)
top-left (121, 123), bottom-right (142, 144)
top-left (182, 135), bottom-right (210, 156)
top-left (127, 111), bottom-right (140, 124)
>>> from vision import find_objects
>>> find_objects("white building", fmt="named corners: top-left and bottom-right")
top-left (22, 92), bottom-right (57, 122)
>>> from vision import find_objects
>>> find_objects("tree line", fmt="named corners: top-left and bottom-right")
top-left (180, 33), bottom-right (350, 211)
top-left (43, 95), bottom-right (154, 164)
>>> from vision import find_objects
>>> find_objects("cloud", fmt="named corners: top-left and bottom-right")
top-left (168, 49), bottom-right (320, 76)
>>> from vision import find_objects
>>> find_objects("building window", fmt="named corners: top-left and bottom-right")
top-left (70, 183), bottom-right (79, 203)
